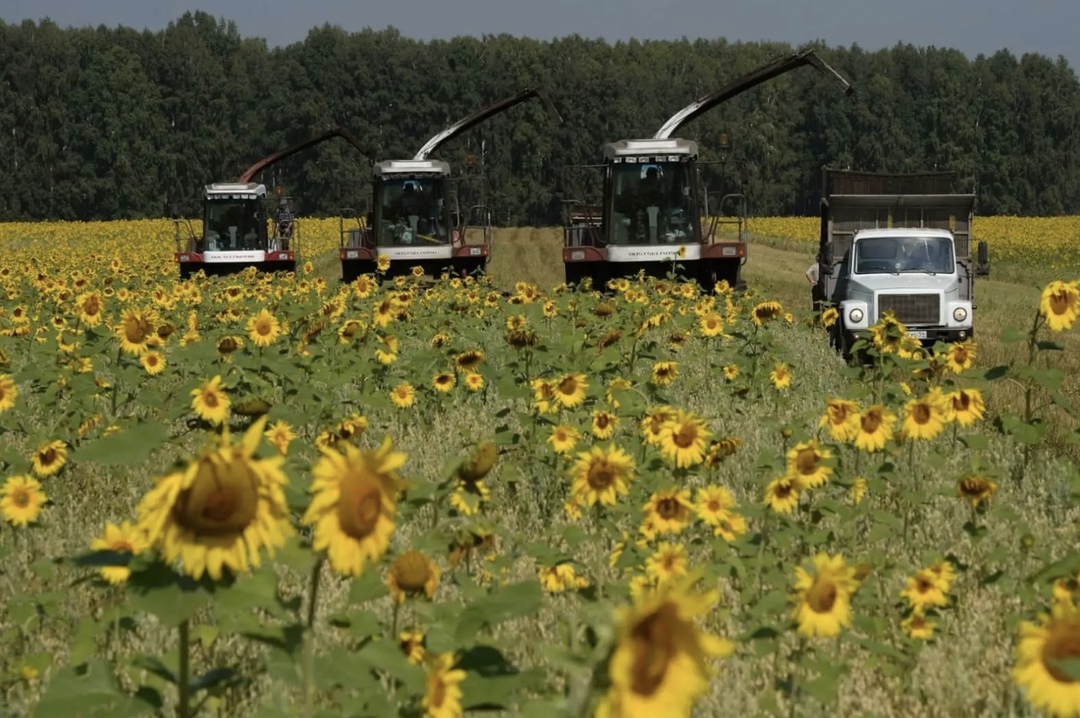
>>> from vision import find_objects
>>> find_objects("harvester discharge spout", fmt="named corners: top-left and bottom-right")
top-left (412, 86), bottom-right (564, 161)
top-left (653, 48), bottom-right (853, 140)
top-left (238, 126), bottom-right (370, 184)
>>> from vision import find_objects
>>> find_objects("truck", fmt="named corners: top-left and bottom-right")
top-left (817, 167), bottom-right (991, 357)
top-left (560, 48), bottom-right (853, 293)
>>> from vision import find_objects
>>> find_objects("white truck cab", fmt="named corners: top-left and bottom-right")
top-left (816, 168), bottom-right (989, 357)
top-left (838, 227), bottom-right (973, 344)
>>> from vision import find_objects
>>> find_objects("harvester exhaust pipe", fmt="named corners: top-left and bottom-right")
top-left (653, 48), bottom-right (853, 140)
top-left (412, 86), bottom-right (564, 161)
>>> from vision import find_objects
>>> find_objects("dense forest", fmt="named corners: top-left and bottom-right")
top-left (1, 12), bottom-right (1079, 224)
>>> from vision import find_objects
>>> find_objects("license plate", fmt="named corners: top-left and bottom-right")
top-left (908, 330), bottom-right (928, 339)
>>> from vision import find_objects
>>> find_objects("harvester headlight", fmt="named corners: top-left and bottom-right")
top-left (953, 307), bottom-right (968, 322)
top-left (848, 308), bottom-right (864, 324)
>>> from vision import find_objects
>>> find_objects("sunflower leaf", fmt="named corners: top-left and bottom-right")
top-left (71, 420), bottom-right (169, 465)
top-left (454, 581), bottom-right (542, 642)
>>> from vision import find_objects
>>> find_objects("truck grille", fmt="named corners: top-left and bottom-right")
top-left (877, 294), bottom-right (940, 325)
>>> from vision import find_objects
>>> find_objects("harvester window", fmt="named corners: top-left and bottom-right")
top-left (609, 162), bottom-right (697, 245)
top-left (377, 178), bottom-right (449, 246)
top-left (855, 236), bottom-right (955, 274)
top-left (204, 200), bottom-right (263, 251)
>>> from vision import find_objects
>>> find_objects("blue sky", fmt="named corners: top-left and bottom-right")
top-left (3, 0), bottom-right (1078, 72)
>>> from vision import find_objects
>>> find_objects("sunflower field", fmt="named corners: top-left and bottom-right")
top-left (749, 216), bottom-right (1080, 273)
top-left (1, 219), bottom-right (1080, 718)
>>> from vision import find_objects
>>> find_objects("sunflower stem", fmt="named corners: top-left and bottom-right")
top-left (303, 555), bottom-right (324, 717)
top-left (177, 619), bottom-right (191, 718)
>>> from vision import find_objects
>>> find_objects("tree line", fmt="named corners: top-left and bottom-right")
top-left (1, 12), bottom-right (1079, 224)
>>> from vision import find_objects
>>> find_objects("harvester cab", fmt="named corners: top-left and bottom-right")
top-left (561, 48), bottom-right (853, 293)
top-left (340, 87), bottom-right (563, 283)
top-left (174, 126), bottom-right (368, 280)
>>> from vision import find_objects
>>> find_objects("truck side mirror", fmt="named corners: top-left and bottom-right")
top-left (976, 240), bottom-right (990, 276)
top-left (821, 243), bottom-right (833, 272)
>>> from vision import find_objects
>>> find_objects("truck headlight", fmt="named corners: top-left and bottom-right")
top-left (953, 307), bottom-right (968, 322)
top-left (848, 308), bottom-right (864, 324)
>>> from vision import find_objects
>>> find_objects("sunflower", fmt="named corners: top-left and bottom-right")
top-left (246, 308), bottom-right (282, 348)
top-left (553, 372), bottom-right (589, 409)
top-left (1014, 600), bottom-right (1080, 717)
top-left (901, 394), bottom-right (947, 441)
top-left (463, 373), bottom-right (484, 392)
top-left (722, 364), bottom-right (739, 382)
top-left (1, 475), bottom-right (48, 526)
top-left (116, 307), bottom-right (157, 356)
top-left (216, 335), bottom-right (244, 360)
top-left (944, 388), bottom-right (986, 427)
top-left (786, 440), bottom-right (833, 489)
top-left (764, 476), bottom-right (800, 514)
top-left (698, 312), bottom-right (724, 338)
top-left (432, 372), bottom-right (456, 393)
top-left (530, 378), bottom-right (558, 414)
top-left (422, 652), bottom-right (467, 718)
top-left (643, 489), bottom-right (695, 535)
top-left (265, 420), bottom-right (296, 455)
top-left (713, 512), bottom-right (748, 542)
top-left (89, 520), bottom-right (148, 585)
top-left (820, 306), bottom-right (839, 328)
top-left (596, 575), bottom-right (734, 718)
top-left (792, 553), bottom-right (861, 638)
top-left (376, 254), bottom-right (391, 272)
top-left (141, 351), bottom-right (166, 375)
top-left (455, 349), bottom-right (485, 374)
top-left (849, 478), bottom-right (868, 505)
top-left (399, 630), bottom-right (426, 664)
top-left (900, 569), bottom-right (949, 610)
top-left (657, 409), bottom-right (712, 469)
top-left (651, 361), bottom-right (679, 386)
top-left (645, 541), bottom-right (689, 583)
top-left (902, 609), bottom-right (936, 640)
top-left (769, 363), bottom-right (792, 390)
top-left (391, 382), bottom-right (416, 409)
top-left (957, 475), bottom-right (998, 508)
top-left (76, 292), bottom-right (105, 327)
top-left (135, 417), bottom-right (293, 582)
top-left (1039, 279), bottom-right (1080, 332)
top-left (705, 437), bottom-right (742, 467)
top-left (694, 486), bottom-right (736, 525)
top-left (927, 559), bottom-right (956, 592)
top-left (640, 406), bottom-right (677, 446)
top-left (591, 410), bottom-right (619, 440)
top-left (606, 377), bottom-right (633, 408)
top-left (388, 550), bottom-right (440, 603)
top-left (751, 300), bottom-right (784, 327)
top-left (945, 340), bottom-right (976, 373)
top-left (30, 439), bottom-right (67, 477)
top-left (302, 437), bottom-right (408, 578)
top-left (539, 563), bottom-right (589, 593)
top-left (853, 404), bottom-right (896, 453)
top-left (548, 425), bottom-right (581, 455)
top-left (569, 444), bottom-right (635, 506)
top-left (818, 398), bottom-right (861, 443)
top-left (191, 375), bottom-right (231, 425)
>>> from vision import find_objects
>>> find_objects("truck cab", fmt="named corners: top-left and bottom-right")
top-left (837, 227), bottom-right (973, 346)
top-left (817, 168), bottom-right (989, 356)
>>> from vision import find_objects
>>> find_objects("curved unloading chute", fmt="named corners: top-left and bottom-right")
top-left (412, 87), bottom-right (564, 161)
top-left (237, 126), bottom-right (370, 184)
top-left (653, 48), bottom-right (853, 140)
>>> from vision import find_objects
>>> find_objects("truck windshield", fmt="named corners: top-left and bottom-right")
top-left (608, 161), bottom-right (697, 245)
top-left (204, 199), bottom-right (262, 251)
top-left (854, 235), bottom-right (955, 275)
top-left (377, 178), bottom-right (449, 246)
